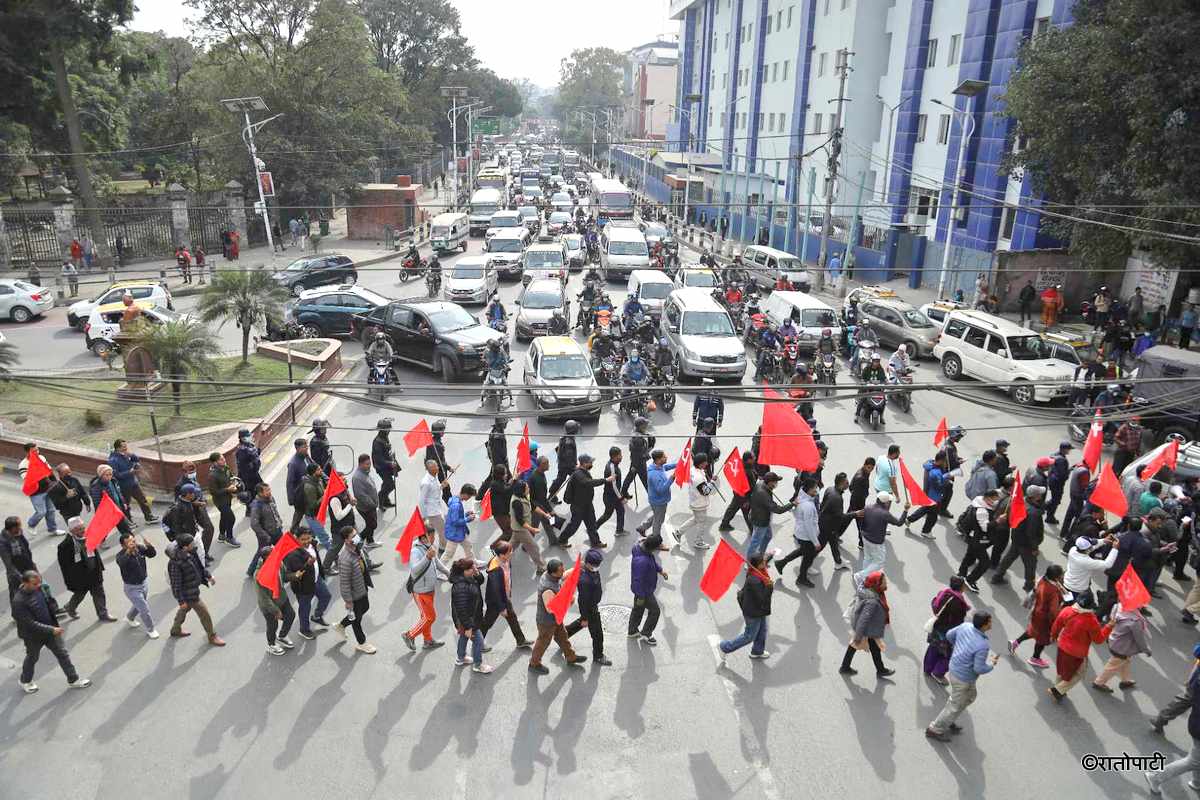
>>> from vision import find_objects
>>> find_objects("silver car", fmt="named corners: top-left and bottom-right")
top-left (0, 279), bottom-right (55, 323)
top-left (857, 297), bottom-right (940, 358)
top-left (514, 279), bottom-right (568, 341)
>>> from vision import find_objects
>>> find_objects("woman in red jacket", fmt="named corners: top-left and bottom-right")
top-left (1010, 564), bottom-right (1067, 669)
top-left (1049, 594), bottom-right (1113, 701)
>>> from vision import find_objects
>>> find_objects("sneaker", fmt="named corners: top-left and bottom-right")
top-left (1008, 639), bottom-right (1018, 656)
top-left (717, 524), bottom-right (734, 532)
top-left (774, 562), bottom-right (784, 576)
top-left (355, 642), bottom-right (377, 655)
top-left (795, 577), bottom-right (815, 588)
top-left (65, 608), bottom-right (80, 620)
top-left (594, 656), bottom-right (613, 666)
top-left (515, 641), bottom-right (533, 650)
top-left (693, 538), bottom-right (710, 549)
top-left (528, 663), bottom-right (550, 675)
top-left (839, 666), bottom-right (858, 675)
top-left (19, 682), bottom-right (37, 694)
top-left (49, 529), bottom-right (66, 536)
top-left (615, 529), bottom-right (628, 537)
top-left (208, 635), bottom-right (226, 647)
top-left (925, 727), bottom-right (951, 742)
top-left (1028, 657), bottom-right (1050, 669)
top-left (224, 538), bottom-right (242, 548)
top-left (749, 651), bottom-right (771, 659)
top-left (1151, 717), bottom-right (1166, 734)
top-left (965, 581), bottom-right (981, 594)
top-left (364, 541), bottom-right (382, 550)
top-left (98, 615), bottom-right (118, 623)
top-left (877, 667), bottom-right (896, 678)
top-left (920, 530), bottom-right (936, 540)
top-left (298, 630), bottom-right (315, 640)
top-left (569, 656), bottom-right (588, 666)
top-left (311, 616), bottom-right (329, 628)
top-left (334, 623), bottom-right (348, 640)
top-left (145, 515), bottom-right (160, 523)
top-left (423, 640), bottom-right (446, 650)
top-left (147, 630), bottom-right (160, 640)
top-left (472, 664), bottom-right (495, 674)
top-left (640, 635), bottom-right (658, 646)
top-left (278, 637), bottom-right (295, 649)
top-left (455, 657), bottom-right (472, 666)
top-left (127, 618), bottom-right (141, 628)
top-left (627, 631), bottom-right (641, 639)
top-left (266, 644), bottom-right (286, 656)
top-left (68, 677), bottom-right (91, 689)
top-left (402, 633), bottom-right (416, 651)
top-left (170, 629), bottom-right (191, 638)
top-left (833, 562), bottom-right (850, 571)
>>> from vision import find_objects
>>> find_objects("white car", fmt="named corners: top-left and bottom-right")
top-left (442, 256), bottom-right (498, 305)
top-left (522, 335), bottom-right (601, 420)
top-left (932, 309), bottom-right (1075, 405)
top-left (521, 242), bottom-right (568, 285)
top-left (486, 210), bottom-right (525, 240)
top-left (674, 268), bottom-right (719, 290)
top-left (84, 301), bottom-right (184, 358)
top-left (550, 192), bottom-right (573, 212)
top-left (918, 300), bottom-right (968, 326)
top-left (67, 280), bottom-right (173, 330)
top-left (0, 278), bottom-right (55, 323)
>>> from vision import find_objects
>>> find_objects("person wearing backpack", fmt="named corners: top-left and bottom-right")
top-left (402, 523), bottom-right (449, 651)
top-left (993, 485), bottom-right (1048, 592)
top-left (908, 451), bottom-right (952, 539)
top-left (956, 489), bottom-right (999, 592)
top-left (717, 553), bottom-right (774, 663)
top-left (939, 427), bottom-right (966, 518)
top-left (1060, 461), bottom-right (1093, 549)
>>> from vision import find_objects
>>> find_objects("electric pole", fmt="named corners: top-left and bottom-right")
top-left (816, 49), bottom-right (852, 292)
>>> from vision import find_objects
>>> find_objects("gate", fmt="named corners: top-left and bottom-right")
top-left (94, 207), bottom-right (175, 262)
top-left (244, 206), bottom-right (267, 246)
top-left (188, 206), bottom-right (232, 252)
top-left (4, 208), bottom-right (60, 269)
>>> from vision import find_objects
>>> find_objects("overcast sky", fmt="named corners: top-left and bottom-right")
top-left (131, 0), bottom-right (679, 86)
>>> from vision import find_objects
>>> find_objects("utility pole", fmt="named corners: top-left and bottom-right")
top-left (817, 49), bottom-right (852, 292)
top-left (221, 97), bottom-right (280, 254)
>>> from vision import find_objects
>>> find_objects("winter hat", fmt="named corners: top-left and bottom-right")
top-left (585, 548), bottom-right (604, 567)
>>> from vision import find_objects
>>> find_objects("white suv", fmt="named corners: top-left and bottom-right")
top-left (932, 310), bottom-right (1075, 405)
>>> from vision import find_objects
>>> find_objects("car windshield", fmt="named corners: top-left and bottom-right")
top-left (523, 290), bottom-right (562, 310)
top-left (1005, 334), bottom-right (1051, 360)
top-left (452, 265), bottom-right (485, 279)
top-left (428, 305), bottom-right (478, 333)
top-left (518, 207), bottom-right (537, 219)
top-left (600, 191), bottom-right (633, 209)
top-left (550, 213), bottom-right (571, 223)
top-left (471, 204), bottom-right (499, 217)
top-left (564, 236), bottom-right (583, 250)
top-left (610, 241), bottom-right (648, 256)
top-left (552, 194), bottom-right (571, 204)
top-left (684, 272), bottom-right (717, 288)
top-left (644, 225), bottom-right (668, 238)
top-left (801, 309), bottom-right (839, 327)
top-left (524, 188), bottom-right (543, 198)
top-left (777, 257), bottom-right (803, 273)
top-left (285, 259), bottom-right (314, 272)
top-left (901, 309), bottom-right (934, 328)
top-left (525, 251), bottom-right (563, 267)
top-left (682, 310), bottom-right (735, 336)
top-left (541, 354), bottom-right (592, 380)
top-left (639, 283), bottom-right (672, 300)
top-left (489, 239), bottom-right (523, 253)
top-left (491, 217), bottom-right (519, 227)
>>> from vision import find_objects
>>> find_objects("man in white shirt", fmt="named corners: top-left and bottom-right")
top-left (419, 459), bottom-right (450, 554)
top-left (679, 453), bottom-right (714, 550)
top-left (1064, 533), bottom-right (1119, 608)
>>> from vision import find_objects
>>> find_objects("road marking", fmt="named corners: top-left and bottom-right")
top-left (705, 637), bottom-right (782, 800)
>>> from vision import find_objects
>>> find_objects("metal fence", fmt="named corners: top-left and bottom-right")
top-left (188, 206), bottom-right (233, 253)
top-left (4, 208), bottom-right (59, 269)
top-left (94, 207), bottom-right (175, 262)
top-left (861, 223), bottom-right (889, 252)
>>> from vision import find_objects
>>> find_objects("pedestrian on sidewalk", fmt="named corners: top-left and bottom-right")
top-left (925, 611), bottom-right (999, 741)
top-left (507, 480), bottom-right (546, 573)
top-left (401, 523), bottom-right (448, 650)
top-left (108, 439), bottom-right (158, 523)
top-left (1040, 284), bottom-right (1064, 328)
top-left (19, 443), bottom-right (62, 535)
top-left (57, 518), bottom-right (115, 622)
top-left (283, 529), bottom-right (332, 639)
top-left (566, 548), bottom-right (610, 665)
top-left (840, 570), bottom-right (896, 677)
top-left (1, 517), bottom-right (38, 601)
top-left (256, 545), bottom-right (296, 656)
top-left (418, 458), bottom-right (450, 553)
top-left (246, 483), bottom-right (282, 578)
top-left (13, 570), bottom-right (90, 694)
top-left (922, 577), bottom-right (970, 685)
top-left (528, 557), bottom-right (588, 674)
top-left (1144, 660), bottom-right (1200, 794)
top-left (61, 260), bottom-right (79, 297)
top-left (1048, 595), bottom-right (1112, 702)
top-left (635, 449), bottom-right (676, 540)
top-left (336, 533), bottom-right (376, 654)
top-left (115, 532), bottom-right (158, 638)
top-left (1017, 279), bottom-right (1037, 326)
top-left (1009, 564), bottom-right (1066, 668)
top-left (194, 246), bottom-right (206, 282)
top-left (47, 463), bottom-right (90, 521)
top-left (450, 558), bottom-right (493, 673)
top-left (1092, 604), bottom-right (1151, 693)
top-left (718, 553), bottom-right (774, 662)
top-left (166, 534), bottom-right (225, 646)
top-left (441, 484), bottom-right (478, 566)
top-left (628, 533), bottom-right (668, 645)
top-left (480, 541), bottom-right (530, 650)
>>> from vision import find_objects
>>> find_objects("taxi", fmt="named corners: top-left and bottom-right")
top-left (83, 299), bottom-right (180, 358)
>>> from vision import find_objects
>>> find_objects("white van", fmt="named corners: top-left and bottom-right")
top-left (760, 291), bottom-right (842, 352)
top-left (486, 209), bottom-right (524, 240)
top-left (599, 226), bottom-right (650, 280)
top-left (741, 244), bottom-right (810, 291)
top-left (627, 270), bottom-right (675, 320)
top-left (430, 212), bottom-right (469, 254)
top-left (468, 188), bottom-right (503, 236)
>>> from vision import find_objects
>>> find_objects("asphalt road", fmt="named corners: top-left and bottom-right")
top-left (0, 232), bottom-right (1195, 799)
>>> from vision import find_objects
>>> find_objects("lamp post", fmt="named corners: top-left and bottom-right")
top-left (641, 99), bottom-right (655, 199)
top-left (669, 103), bottom-right (696, 223)
top-left (876, 93), bottom-right (915, 217)
top-left (440, 86), bottom-right (469, 210)
top-left (220, 96), bottom-right (280, 253)
top-left (932, 79), bottom-right (988, 300)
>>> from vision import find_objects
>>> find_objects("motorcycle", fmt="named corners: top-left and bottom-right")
top-left (400, 255), bottom-right (426, 283)
top-left (815, 352), bottom-right (838, 397)
top-left (367, 358), bottom-right (400, 400)
top-left (788, 383), bottom-right (815, 420)
top-left (728, 301), bottom-right (746, 334)
top-left (480, 361), bottom-right (514, 410)
top-left (625, 313), bottom-right (656, 350)
top-left (1068, 402), bottom-right (1119, 444)
top-left (860, 386), bottom-right (887, 431)
top-left (887, 367), bottom-right (913, 414)
top-left (851, 337), bottom-right (878, 378)
top-left (577, 295), bottom-right (595, 333)
top-left (781, 337), bottom-right (800, 375)
top-left (592, 353), bottom-right (622, 400)
top-left (619, 379), bottom-right (650, 418)
top-left (649, 360), bottom-right (677, 412)
top-left (425, 268), bottom-right (441, 298)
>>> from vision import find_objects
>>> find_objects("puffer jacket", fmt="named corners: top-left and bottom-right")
top-left (337, 546), bottom-right (371, 602)
top-left (166, 546), bottom-right (209, 603)
top-left (851, 586), bottom-right (888, 640)
top-left (451, 572), bottom-right (485, 629)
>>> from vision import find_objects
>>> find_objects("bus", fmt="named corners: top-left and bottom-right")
top-left (468, 188), bottom-right (503, 236)
top-left (592, 178), bottom-right (633, 224)
top-left (475, 169), bottom-right (507, 192)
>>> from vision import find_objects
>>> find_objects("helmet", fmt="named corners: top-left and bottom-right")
top-left (634, 416), bottom-right (650, 430)
top-left (374, 332), bottom-right (387, 342)
top-left (870, 354), bottom-right (881, 362)
top-left (376, 418), bottom-right (393, 431)
top-left (238, 428), bottom-right (252, 441)
top-left (487, 339), bottom-right (501, 351)
top-left (1106, 383), bottom-right (1121, 393)
top-left (310, 418), bottom-right (328, 433)
top-left (949, 425), bottom-right (965, 438)
top-left (795, 364), bottom-right (808, 375)
top-left (431, 419), bottom-right (447, 434)
top-left (493, 417), bottom-right (507, 430)
top-left (565, 419), bottom-right (581, 434)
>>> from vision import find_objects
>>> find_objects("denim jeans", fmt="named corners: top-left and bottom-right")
top-left (748, 525), bottom-right (772, 557)
top-left (123, 579), bottom-right (154, 629)
top-left (304, 516), bottom-right (331, 549)
top-left (457, 627), bottom-right (485, 664)
top-left (297, 579), bottom-right (332, 632)
top-left (28, 492), bottom-right (58, 532)
top-left (720, 615), bottom-right (767, 655)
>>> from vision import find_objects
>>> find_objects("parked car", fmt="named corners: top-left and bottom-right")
top-left (443, 256), bottom-right (498, 305)
top-left (351, 299), bottom-right (505, 382)
top-left (843, 285), bottom-right (902, 316)
top-left (522, 335), bottom-right (602, 420)
top-left (272, 254), bottom-right (357, 297)
top-left (918, 300), bottom-right (968, 326)
top-left (67, 280), bottom-right (173, 330)
top-left (660, 288), bottom-right (746, 381)
top-left (283, 285), bottom-right (391, 338)
top-left (514, 279), bottom-right (569, 342)
top-left (0, 278), bottom-right (55, 323)
top-left (855, 297), bottom-right (939, 358)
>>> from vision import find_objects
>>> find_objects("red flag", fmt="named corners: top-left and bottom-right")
top-left (1090, 461), bottom-right (1128, 518)
top-left (516, 423), bottom-right (533, 474)
top-left (674, 438), bottom-right (693, 488)
top-left (700, 539), bottom-right (746, 601)
top-left (933, 417), bottom-right (949, 448)
top-left (255, 531), bottom-right (302, 598)
top-left (722, 447), bottom-right (751, 496)
top-left (403, 418), bottom-right (435, 457)
top-left (898, 458), bottom-right (935, 507)
top-left (546, 554), bottom-right (582, 624)
top-left (395, 506), bottom-right (425, 563)
top-left (758, 388), bottom-right (820, 471)
top-left (315, 469), bottom-right (348, 526)
top-left (479, 488), bottom-right (493, 521)
top-left (1082, 410), bottom-right (1104, 473)
top-left (1115, 562), bottom-right (1151, 611)
top-left (1141, 439), bottom-right (1180, 482)
top-left (21, 449), bottom-right (52, 497)
top-left (1008, 469), bottom-right (1027, 530)
top-left (84, 492), bottom-right (126, 553)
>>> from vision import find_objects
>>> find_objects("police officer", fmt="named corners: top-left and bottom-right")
top-left (371, 419), bottom-right (399, 509)
top-left (309, 418), bottom-right (333, 475)
top-left (692, 379), bottom-right (725, 430)
top-left (234, 428), bottom-right (263, 516)
top-left (485, 418), bottom-right (509, 481)
top-left (1045, 441), bottom-right (1074, 526)
top-left (424, 419), bottom-right (452, 502)
top-left (549, 420), bottom-right (580, 502)
top-left (622, 417), bottom-right (655, 497)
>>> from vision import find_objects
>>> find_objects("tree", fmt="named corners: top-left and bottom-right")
top-left (555, 48), bottom-right (625, 154)
top-left (130, 319), bottom-right (218, 416)
top-left (0, 340), bottom-right (18, 376)
top-left (354, 0), bottom-right (475, 85)
top-left (195, 267), bottom-right (290, 364)
top-left (1003, 0), bottom-right (1200, 269)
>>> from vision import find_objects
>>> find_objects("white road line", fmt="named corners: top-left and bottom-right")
top-left (705, 635), bottom-right (782, 800)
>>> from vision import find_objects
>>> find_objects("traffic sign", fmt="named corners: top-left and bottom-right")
top-left (471, 117), bottom-right (499, 135)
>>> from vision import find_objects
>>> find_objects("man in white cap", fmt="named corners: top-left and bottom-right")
top-left (857, 491), bottom-right (910, 576)
top-left (1063, 512), bottom-right (1119, 609)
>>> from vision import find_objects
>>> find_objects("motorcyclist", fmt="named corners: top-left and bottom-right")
top-left (548, 309), bottom-right (569, 335)
top-left (815, 327), bottom-right (837, 358)
top-left (852, 321), bottom-right (879, 374)
top-left (428, 254), bottom-right (441, 278)
top-left (887, 344), bottom-right (911, 377)
top-left (620, 349), bottom-right (649, 386)
top-left (484, 339), bottom-right (508, 374)
top-left (591, 329), bottom-right (618, 361)
top-left (366, 331), bottom-right (394, 364)
top-left (622, 294), bottom-right (644, 328)
top-left (856, 355), bottom-right (888, 423)
top-left (724, 281), bottom-right (744, 306)
top-left (779, 314), bottom-right (799, 342)
top-left (653, 336), bottom-right (673, 372)
top-left (405, 241), bottom-right (420, 266)
top-left (755, 325), bottom-right (783, 379)
top-left (485, 293), bottom-right (507, 327)
top-left (577, 281), bottom-right (599, 331)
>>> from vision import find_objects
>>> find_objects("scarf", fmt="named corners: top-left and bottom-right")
top-left (863, 570), bottom-right (890, 624)
top-left (749, 565), bottom-right (773, 589)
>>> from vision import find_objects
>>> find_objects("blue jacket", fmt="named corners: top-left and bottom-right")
top-left (445, 496), bottom-right (470, 543)
top-left (922, 461), bottom-right (949, 504)
top-left (1189, 668), bottom-right (1200, 741)
top-left (108, 450), bottom-right (141, 490)
top-left (630, 543), bottom-right (660, 598)
top-left (946, 622), bottom-right (995, 683)
top-left (646, 462), bottom-right (676, 507)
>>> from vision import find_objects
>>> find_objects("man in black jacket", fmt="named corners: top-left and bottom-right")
top-left (621, 417), bottom-right (654, 497)
top-left (748, 473), bottom-right (794, 557)
top-left (595, 447), bottom-right (629, 535)
top-left (993, 485), bottom-right (1047, 591)
top-left (1045, 441), bottom-right (1074, 525)
top-left (163, 484), bottom-right (202, 546)
top-left (1, 516), bottom-right (38, 601)
top-left (115, 531), bottom-right (158, 637)
top-left (13, 570), bottom-right (90, 693)
top-left (549, 420), bottom-right (580, 502)
top-left (372, 419), bottom-right (399, 509)
top-left (529, 456), bottom-right (559, 542)
top-left (47, 463), bottom-right (90, 521)
top-left (57, 518), bottom-right (115, 622)
top-left (556, 454), bottom-right (615, 548)
top-left (566, 548), bottom-right (610, 665)
top-left (484, 418), bottom-right (509, 484)
top-left (309, 418), bottom-right (334, 475)
top-left (718, 448), bottom-right (758, 534)
top-left (818, 473), bottom-right (861, 569)
top-left (424, 419), bottom-right (452, 502)
top-left (283, 529), bottom-right (331, 638)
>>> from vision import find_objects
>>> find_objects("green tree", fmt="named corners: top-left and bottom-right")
top-left (0, 340), bottom-right (19, 375)
top-left (131, 318), bottom-right (219, 416)
top-left (555, 48), bottom-right (625, 154)
top-left (1003, 0), bottom-right (1200, 269)
top-left (195, 267), bottom-right (290, 364)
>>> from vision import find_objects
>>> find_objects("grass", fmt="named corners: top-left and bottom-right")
top-left (0, 354), bottom-right (298, 452)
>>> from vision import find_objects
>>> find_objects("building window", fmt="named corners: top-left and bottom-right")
top-left (772, 62), bottom-right (779, 81)
top-left (823, 0), bottom-right (830, 14)
top-left (818, 52), bottom-right (827, 77)
top-left (768, 113), bottom-right (775, 132)
top-left (1035, 16), bottom-right (1051, 37)
top-left (721, 112), bottom-right (726, 127)
top-left (748, 22), bottom-right (753, 41)
top-left (813, 112), bottom-right (822, 133)
top-left (937, 113), bottom-right (951, 144)
top-left (708, 110), bottom-right (713, 127)
top-left (779, 112), bottom-right (786, 132)
top-left (915, 114), bottom-right (928, 142)
top-left (722, 72), bottom-right (727, 88)
top-left (1000, 205), bottom-right (1016, 240)
top-left (948, 34), bottom-right (960, 65)
top-left (758, 112), bottom-right (764, 130)
top-left (766, 16), bottom-right (772, 34)
top-left (777, 10), bottom-right (783, 30)
top-left (926, 38), bottom-right (938, 68)
top-left (842, 0), bottom-right (850, 8)
top-left (783, 60), bottom-right (790, 80)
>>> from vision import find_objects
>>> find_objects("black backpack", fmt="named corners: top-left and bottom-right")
top-left (563, 473), bottom-right (576, 505)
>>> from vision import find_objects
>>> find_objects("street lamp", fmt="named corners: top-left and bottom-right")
top-left (876, 93), bottom-right (915, 217)
top-left (931, 78), bottom-right (988, 299)
top-left (641, 99), bottom-right (655, 196)
top-left (220, 96), bottom-right (280, 254)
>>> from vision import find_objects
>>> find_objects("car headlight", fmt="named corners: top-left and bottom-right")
top-left (456, 343), bottom-right (470, 352)
top-left (588, 389), bottom-right (601, 402)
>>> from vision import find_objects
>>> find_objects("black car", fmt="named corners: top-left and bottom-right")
top-left (278, 285), bottom-right (392, 338)
top-left (351, 299), bottom-right (506, 381)
top-left (272, 254), bottom-right (358, 296)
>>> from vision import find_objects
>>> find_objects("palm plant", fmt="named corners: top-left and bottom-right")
top-left (195, 267), bottom-right (290, 364)
top-left (0, 339), bottom-right (18, 375)
top-left (130, 318), bottom-right (219, 415)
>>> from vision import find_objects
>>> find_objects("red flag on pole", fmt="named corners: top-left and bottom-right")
top-left (722, 447), bottom-right (751, 496)
top-left (933, 417), bottom-right (949, 448)
top-left (546, 554), bottom-right (582, 624)
top-left (515, 423), bottom-right (533, 475)
top-left (699, 539), bottom-right (746, 601)
top-left (1090, 461), bottom-right (1128, 518)
top-left (21, 449), bottom-right (52, 497)
top-left (1082, 410), bottom-right (1104, 473)
top-left (898, 458), bottom-right (935, 507)
top-left (395, 506), bottom-right (425, 562)
top-left (255, 531), bottom-right (302, 598)
top-left (403, 418), bottom-right (434, 457)
top-left (1115, 562), bottom-right (1152, 611)
top-left (758, 388), bottom-right (820, 471)
top-left (479, 488), bottom-right (493, 521)
top-left (315, 469), bottom-right (348, 526)
top-left (84, 492), bottom-right (126, 553)
top-left (1008, 469), bottom-right (1027, 530)
top-left (674, 438), bottom-right (693, 488)
top-left (1141, 439), bottom-right (1180, 482)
